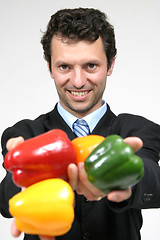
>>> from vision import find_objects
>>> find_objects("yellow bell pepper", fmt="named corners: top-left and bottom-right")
top-left (9, 179), bottom-right (74, 236)
top-left (72, 135), bottom-right (105, 163)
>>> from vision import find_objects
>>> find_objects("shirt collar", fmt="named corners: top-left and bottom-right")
top-left (57, 101), bottom-right (107, 133)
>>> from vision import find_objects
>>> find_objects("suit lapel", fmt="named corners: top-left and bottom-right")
top-left (43, 103), bottom-right (116, 140)
top-left (92, 104), bottom-right (116, 137)
top-left (43, 104), bottom-right (76, 140)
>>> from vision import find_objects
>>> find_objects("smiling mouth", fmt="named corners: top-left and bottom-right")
top-left (69, 91), bottom-right (90, 96)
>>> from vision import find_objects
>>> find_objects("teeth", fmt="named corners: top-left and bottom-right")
top-left (71, 91), bottom-right (88, 96)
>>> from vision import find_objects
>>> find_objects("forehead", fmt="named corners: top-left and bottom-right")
top-left (50, 36), bottom-right (106, 63)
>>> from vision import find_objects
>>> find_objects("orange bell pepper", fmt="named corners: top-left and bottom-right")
top-left (9, 179), bottom-right (74, 236)
top-left (72, 135), bottom-right (105, 163)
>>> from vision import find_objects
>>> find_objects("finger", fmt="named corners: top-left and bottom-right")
top-left (11, 219), bottom-right (21, 237)
top-left (107, 187), bottom-right (132, 202)
top-left (78, 162), bottom-right (101, 194)
top-left (6, 136), bottom-right (24, 151)
top-left (67, 163), bottom-right (78, 190)
top-left (78, 162), bottom-right (88, 182)
top-left (124, 137), bottom-right (143, 152)
top-left (78, 162), bottom-right (106, 200)
top-left (76, 161), bottom-right (92, 197)
top-left (39, 236), bottom-right (55, 240)
top-left (77, 181), bottom-right (105, 201)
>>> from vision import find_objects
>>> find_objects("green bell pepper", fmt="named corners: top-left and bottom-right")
top-left (84, 135), bottom-right (144, 194)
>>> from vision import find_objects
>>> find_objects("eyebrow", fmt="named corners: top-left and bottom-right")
top-left (55, 59), bottom-right (101, 66)
top-left (55, 61), bottom-right (69, 66)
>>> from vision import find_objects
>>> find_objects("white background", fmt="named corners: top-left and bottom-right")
top-left (0, 0), bottom-right (160, 239)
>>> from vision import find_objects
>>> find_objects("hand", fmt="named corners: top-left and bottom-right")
top-left (7, 137), bottom-right (55, 240)
top-left (68, 136), bottom-right (143, 202)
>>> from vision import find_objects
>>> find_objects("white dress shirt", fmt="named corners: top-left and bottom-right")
top-left (57, 101), bottom-right (107, 133)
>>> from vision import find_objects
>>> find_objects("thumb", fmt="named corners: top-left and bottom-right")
top-left (6, 136), bottom-right (24, 151)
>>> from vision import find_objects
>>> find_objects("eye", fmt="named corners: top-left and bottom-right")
top-left (87, 63), bottom-right (97, 70)
top-left (59, 65), bottom-right (69, 71)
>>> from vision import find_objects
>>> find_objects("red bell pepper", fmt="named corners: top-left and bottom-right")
top-left (4, 129), bottom-right (76, 187)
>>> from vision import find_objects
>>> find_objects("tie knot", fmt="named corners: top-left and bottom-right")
top-left (75, 119), bottom-right (88, 126)
top-left (73, 119), bottom-right (90, 137)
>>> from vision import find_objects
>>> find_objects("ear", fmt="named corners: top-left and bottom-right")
top-left (107, 57), bottom-right (115, 76)
top-left (47, 62), bottom-right (54, 78)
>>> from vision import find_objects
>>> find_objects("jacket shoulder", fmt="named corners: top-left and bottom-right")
top-left (1, 109), bottom-right (55, 157)
top-left (114, 113), bottom-right (160, 135)
top-left (112, 113), bottom-right (160, 153)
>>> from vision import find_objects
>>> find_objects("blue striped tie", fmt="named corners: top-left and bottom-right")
top-left (73, 119), bottom-right (90, 137)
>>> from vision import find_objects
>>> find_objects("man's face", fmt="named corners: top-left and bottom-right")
top-left (49, 36), bottom-right (114, 118)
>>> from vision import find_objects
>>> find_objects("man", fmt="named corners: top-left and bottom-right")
top-left (0, 8), bottom-right (160, 240)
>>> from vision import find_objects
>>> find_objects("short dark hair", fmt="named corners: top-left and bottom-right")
top-left (41, 8), bottom-right (117, 70)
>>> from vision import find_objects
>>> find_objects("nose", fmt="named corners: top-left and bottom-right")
top-left (70, 67), bottom-right (87, 89)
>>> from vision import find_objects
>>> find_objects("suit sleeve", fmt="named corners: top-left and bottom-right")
top-left (0, 109), bottom-right (59, 218)
top-left (107, 114), bottom-right (160, 211)
top-left (0, 119), bottom-right (41, 218)
top-left (0, 126), bottom-right (23, 217)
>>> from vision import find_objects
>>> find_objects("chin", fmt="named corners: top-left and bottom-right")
top-left (69, 104), bottom-right (94, 116)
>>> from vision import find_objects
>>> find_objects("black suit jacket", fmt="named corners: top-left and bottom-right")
top-left (1, 104), bottom-right (160, 240)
